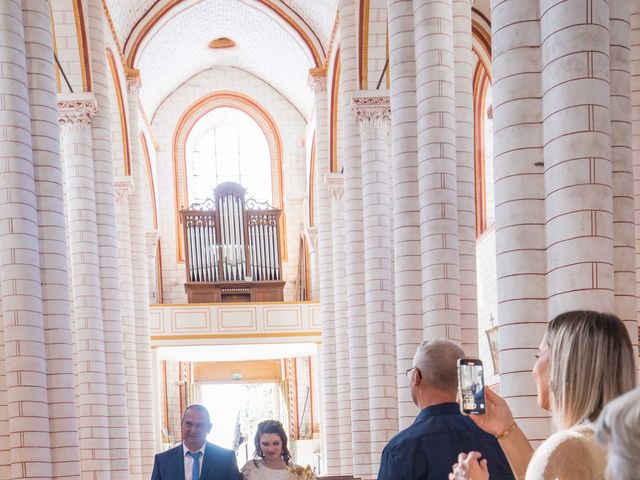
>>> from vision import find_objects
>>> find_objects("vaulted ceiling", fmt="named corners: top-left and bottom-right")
top-left (103, 0), bottom-right (339, 119)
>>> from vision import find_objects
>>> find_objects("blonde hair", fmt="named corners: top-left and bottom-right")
top-left (547, 311), bottom-right (636, 429)
top-left (595, 387), bottom-right (640, 480)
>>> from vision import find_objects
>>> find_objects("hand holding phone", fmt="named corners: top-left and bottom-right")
top-left (457, 358), bottom-right (486, 415)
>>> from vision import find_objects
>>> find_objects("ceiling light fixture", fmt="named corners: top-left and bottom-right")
top-left (209, 37), bottom-right (236, 49)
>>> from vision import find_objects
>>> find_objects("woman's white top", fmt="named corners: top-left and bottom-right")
top-left (241, 460), bottom-right (291, 480)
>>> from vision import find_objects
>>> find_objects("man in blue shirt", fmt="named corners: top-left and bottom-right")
top-left (377, 340), bottom-right (514, 480)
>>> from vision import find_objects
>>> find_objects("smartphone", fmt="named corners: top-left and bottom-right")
top-left (457, 358), bottom-right (486, 415)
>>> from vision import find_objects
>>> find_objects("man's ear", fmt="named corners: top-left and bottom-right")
top-left (414, 367), bottom-right (423, 385)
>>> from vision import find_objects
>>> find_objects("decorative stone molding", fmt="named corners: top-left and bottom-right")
top-left (126, 68), bottom-right (142, 95)
top-left (146, 230), bottom-right (159, 257)
top-left (308, 67), bottom-right (328, 93)
top-left (57, 93), bottom-right (98, 126)
top-left (351, 90), bottom-right (391, 130)
top-left (114, 176), bottom-right (134, 205)
top-left (325, 172), bottom-right (344, 201)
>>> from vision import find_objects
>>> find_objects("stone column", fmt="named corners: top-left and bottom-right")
top-left (413, 0), bottom-right (461, 342)
top-left (491, 0), bottom-right (548, 442)
top-left (308, 67), bottom-right (339, 474)
top-left (58, 94), bottom-right (114, 477)
top-left (632, 0), bottom-right (640, 360)
top-left (453, 0), bottom-right (478, 356)
top-left (86, 1), bottom-right (129, 474)
top-left (541, 0), bottom-right (615, 317)
top-left (352, 92), bottom-right (397, 475)
top-left (24, 1), bottom-right (82, 477)
top-left (387, 0), bottom-right (422, 429)
top-left (126, 71), bottom-right (155, 477)
top-left (0, 2), bottom-right (53, 477)
top-left (114, 177), bottom-right (141, 480)
top-left (325, 173), bottom-right (353, 472)
top-left (338, 1), bottom-right (372, 477)
top-left (609, 0), bottom-right (637, 352)
top-left (146, 231), bottom-right (159, 304)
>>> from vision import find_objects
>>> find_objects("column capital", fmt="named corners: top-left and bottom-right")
top-left (126, 68), bottom-right (142, 94)
top-left (146, 230), bottom-right (159, 256)
top-left (351, 90), bottom-right (391, 130)
top-left (325, 172), bottom-right (344, 201)
top-left (114, 176), bottom-right (134, 204)
top-left (308, 67), bottom-right (327, 93)
top-left (57, 93), bottom-right (98, 126)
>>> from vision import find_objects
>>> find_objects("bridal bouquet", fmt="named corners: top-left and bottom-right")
top-left (287, 465), bottom-right (315, 480)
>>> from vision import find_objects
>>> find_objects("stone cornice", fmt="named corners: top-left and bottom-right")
top-left (57, 93), bottom-right (98, 125)
top-left (325, 172), bottom-right (344, 201)
top-left (351, 90), bottom-right (391, 130)
top-left (308, 67), bottom-right (327, 94)
top-left (126, 68), bottom-right (142, 95)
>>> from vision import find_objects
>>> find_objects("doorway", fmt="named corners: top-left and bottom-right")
top-left (201, 382), bottom-right (281, 466)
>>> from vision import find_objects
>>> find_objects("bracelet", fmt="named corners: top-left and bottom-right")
top-left (495, 421), bottom-right (517, 440)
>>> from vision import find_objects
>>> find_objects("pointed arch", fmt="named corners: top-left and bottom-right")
top-left (106, 48), bottom-right (131, 175)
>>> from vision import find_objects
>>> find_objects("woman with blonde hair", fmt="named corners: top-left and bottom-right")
top-left (595, 386), bottom-right (640, 479)
top-left (451, 310), bottom-right (636, 480)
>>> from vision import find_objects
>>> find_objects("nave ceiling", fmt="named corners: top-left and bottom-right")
top-left (103, 0), bottom-right (340, 119)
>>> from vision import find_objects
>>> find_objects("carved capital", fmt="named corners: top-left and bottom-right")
top-left (146, 230), bottom-right (159, 256)
top-left (308, 67), bottom-right (327, 93)
top-left (114, 176), bottom-right (134, 205)
top-left (57, 93), bottom-right (98, 126)
top-left (351, 90), bottom-right (391, 130)
top-left (325, 172), bottom-right (344, 201)
top-left (126, 68), bottom-right (142, 94)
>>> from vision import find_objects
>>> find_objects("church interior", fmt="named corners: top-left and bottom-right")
top-left (0, 0), bottom-right (639, 478)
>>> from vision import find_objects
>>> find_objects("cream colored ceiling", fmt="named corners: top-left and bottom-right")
top-left (282, 0), bottom-right (338, 49)
top-left (103, 0), bottom-right (339, 119)
top-left (104, 0), bottom-right (157, 47)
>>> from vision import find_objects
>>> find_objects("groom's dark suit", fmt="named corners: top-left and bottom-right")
top-left (150, 442), bottom-right (242, 480)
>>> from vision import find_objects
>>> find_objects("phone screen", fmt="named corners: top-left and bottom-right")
top-left (458, 359), bottom-right (485, 414)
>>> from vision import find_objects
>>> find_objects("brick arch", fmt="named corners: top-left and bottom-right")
top-left (172, 91), bottom-right (285, 262)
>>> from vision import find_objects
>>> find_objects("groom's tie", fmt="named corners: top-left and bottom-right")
top-left (187, 451), bottom-right (202, 480)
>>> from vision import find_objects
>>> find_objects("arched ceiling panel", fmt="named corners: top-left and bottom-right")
top-left (283, 0), bottom-right (339, 49)
top-left (135, 0), bottom-right (316, 119)
top-left (103, 0), bottom-right (338, 57)
top-left (104, 0), bottom-right (157, 46)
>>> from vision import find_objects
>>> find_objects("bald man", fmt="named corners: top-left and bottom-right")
top-left (377, 340), bottom-right (514, 480)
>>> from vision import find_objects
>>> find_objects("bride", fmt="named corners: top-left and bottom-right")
top-left (241, 420), bottom-right (314, 480)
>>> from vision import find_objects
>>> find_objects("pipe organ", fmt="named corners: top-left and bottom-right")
top-left (180, 182), bottom-right (285, 302)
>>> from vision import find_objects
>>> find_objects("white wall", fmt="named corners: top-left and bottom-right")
top-left (476, 227), bottom-right (498, 386)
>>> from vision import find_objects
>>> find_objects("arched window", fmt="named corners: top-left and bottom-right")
top-left (483, 84), bottom-right (494, 227)
top-left (186, 107), bottom-right (272, 205)
top-left (473, 51), bottom-right (493, 236)
top-left (173, 91), bottom-right (284, 263)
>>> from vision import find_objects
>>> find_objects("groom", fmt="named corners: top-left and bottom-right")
top-left (151, 404), bottom-right (242, 480)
